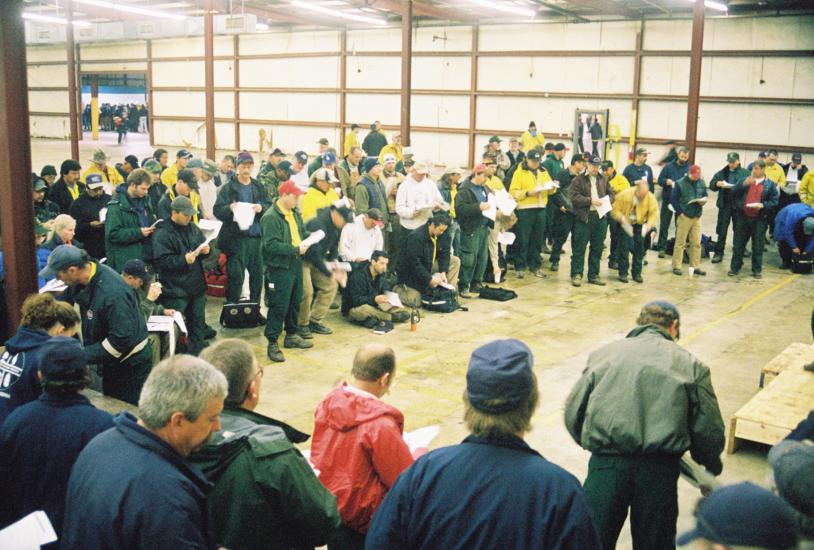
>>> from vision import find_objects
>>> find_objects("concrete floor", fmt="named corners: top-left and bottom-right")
top-left (32, 132), bottom-right (814, 548)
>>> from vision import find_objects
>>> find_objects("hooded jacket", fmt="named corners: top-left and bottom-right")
top-left (62, 412), bottom-right (217, 550)
top-left (774, 203), bottom-right (814, 255)
top-left (0, 326), bottom-right (51, 425)
top-left (190, 407), bottom-right (339, 550)
top-left (104, 184), bottom-right (157, 272)
top-left (310, 383), bottom-right (414, 533)
top-left (564, 324), bottom-right (725, 475)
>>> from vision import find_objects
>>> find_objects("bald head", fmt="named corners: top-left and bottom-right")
top-left (351, 343), bottom-right (396, 382)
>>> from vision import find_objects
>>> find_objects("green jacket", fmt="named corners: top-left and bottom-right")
top-left (307, 156), bottom-right (323, 177)
top-left (564, 324), bottom-right (725, 475)
top-left (134, 286), bottom-right (165, 320)
top-left (709, 165), bottom-right (749, 210)
top-left (104, 189), bottom-right (156, 273)
top-left (542, 153), bottom-right (565, 179)
top-left (258, 162), bottom-right (283, 200)
top-left (190, 407), bottom-right (340, 550)
top-left (671, 175), bottom-right (708, 219)
top-left (260, 202), bottom-right (309, 270)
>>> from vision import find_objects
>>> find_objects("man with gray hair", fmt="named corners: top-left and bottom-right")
top-left (62, 355), bottom-right (227, 550)
top-left (190, 339), bottom-right (340, 550)
top-left (565, 301), bottom-right (726, 550)
top-left (366, 339), bottom-right (600, 549)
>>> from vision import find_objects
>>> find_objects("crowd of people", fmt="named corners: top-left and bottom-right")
top-left (0, 120), bottom-right (812, 548)
top-left (82, 103), bottom-right (149, 143)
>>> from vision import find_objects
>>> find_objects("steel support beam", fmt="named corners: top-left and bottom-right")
top-left (66, 0), bottom-right (80, 160)
top-left (147, 40), bottom-right (154, 146)
top-left (204, 0), bottom-right (216, 159)
top-left (400, 0), bottom-right (412, 146)
top-left (370, 0), bottom-right (478, 22)
top-left (0, 0), bottom-right (38, 330)
top-left (686, 0), bottom-right (705, 162)
top-left (339, 30), bottom-right (347, 156)
top-left (468, 26), bottom-right (478, 168)
top-left (629, 20), bottom-right (643, 158)
top-left (233, 34), bottom-right (240, 152)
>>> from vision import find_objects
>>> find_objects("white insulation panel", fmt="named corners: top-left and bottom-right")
top-left (240, 92), bottom-right (339, 122)
top-left (477, 56), bottom-right (634, 94)
top-left (239, 57), bottom-right (339, 88)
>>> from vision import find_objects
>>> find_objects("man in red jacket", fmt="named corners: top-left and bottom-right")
top-left (311, 343), bottom-right (414, 550)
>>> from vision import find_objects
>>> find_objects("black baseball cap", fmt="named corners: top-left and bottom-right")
top-left (527, 150), bottom-right (542, 161)
top-left (41, 164), bottom-right (57, 177)
top-left (277, 160), bottom-right (293, 176)
top-left (544, 142), bottom-right (554, 151)
top-left (590, 156), bottom-right (602, 166)
top-left (295, 151), bottom-right (308, 164)
top-left (176, 149), bottom-right (193, 159)
top-left (570, 154), bottom-right (585, 165)
top-left (177, 169), bottom-right (199, 190)
top-left (32, 175), bottom-right (48, 192)
top-left (601, 160), bottom-right (614, 170)
top-left (37, 336), bottom-right (87, 376)
top-left (123, 258), bottom-right (152, 282)
top-left (553, 143), bottom-right (569, 152)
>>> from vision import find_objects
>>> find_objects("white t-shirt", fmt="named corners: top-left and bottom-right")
top-left (395, 175), bottom-right (443, 230)
top-left (339, 215), bottom-right (384, 262)
top-left (291, 167), bottom-right (310, 193)
top-left (197, 177), bottom-right (218, 220)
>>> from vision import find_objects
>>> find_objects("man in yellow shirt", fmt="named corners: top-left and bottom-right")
top-left (800, 170), bottom-right (814, 207)
top-left (300, 168), bottom-right (340, 222)
top-left (378, 134), bottom-right (403, 164)
top-left (160, 149), bottom-right (193, 189)
top-left (519, 121), bottom-right (545, 153)
top-left (344, 124), bottom-right (360, 158)
top-left (508, 149), bottom-right (554, 278)
top-left (611, 179), bottom-right (658, 283)
top-left (765, 149), bottom-right (787, 187)
top-left (82, 149), bottom-right (123, 196)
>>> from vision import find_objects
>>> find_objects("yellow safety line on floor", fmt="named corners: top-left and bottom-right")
top-left (681, 274), bottom-right (801, 345)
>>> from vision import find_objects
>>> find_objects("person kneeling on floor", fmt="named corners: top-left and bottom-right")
top-left (342, 250), bottom-right (409, 329)
top-left (774, 202), bottom-right (814, 270)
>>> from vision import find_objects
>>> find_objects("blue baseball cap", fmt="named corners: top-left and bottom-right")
top-left (677, 483), bottom-right (799, 547)
top-left (466, 339), bottom-right (534, 414)
top-left (38, 336), bottom-right (87, 376)
top-left (176, 149), bottom-right (193, 159)
top-left (322, 151), bottom-right (337, 165)
top-left (39, 245), bottom-right (88, 279)
top-left (85, 173), bottom-right (104, 189)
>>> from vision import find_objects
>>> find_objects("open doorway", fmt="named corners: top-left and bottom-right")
top-left (573, 109), bottom-right (609, 160)
top-left (80, 72), bottom-right (149, 148)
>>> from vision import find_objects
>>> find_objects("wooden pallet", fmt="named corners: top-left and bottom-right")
top-left (760, 342), bottom-right (814, 387)
top-left (728, 355), bottom-right (814, 454)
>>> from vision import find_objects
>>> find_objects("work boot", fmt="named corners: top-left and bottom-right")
top-left (471, 282), bottom-right (484, 292)
top-left (459, 287), bottom-right (472, 299)
top-left (533, 269), bottom-right (548, 279)
top-left (309, 321), bottom-right (333, 335)
top-left (752, 271), bottom-right (762, 279)
top-left (711, 254), bottom-right (723, 264)
top-left (618, 275), bottom-right (629, 283)
top-left (693, 268), bottom-right (707, 276)
top-left (779, 263), bottom-right (791, 270)
top-left (608, 259), bottom-right (619, 270)
top-left (203, 325), bottom-right (218, 340)
top-left (267, 342), bottom-right (285, 363)
top-left (633, 275), bottom-right (644, 283)
top-left (550, 261), bottom-right (559, 272)
top-left (571, 275), bottom-right (583, 287)
top-left (658, 251), bottom-right (666, 259)
top-left (391, 310), bottom-right (410, 323)
top-left (588, 277), bottom-right (606, 286)
top-left (362, 317), bottom-right (378, 329)
top-left (672, 268), bottom-right (683, 276)
top-left (284, 333), bottom-right (314, 349)
top-left (516, 269), bottom-right (526, 279)
top-left (297, 326), bottom-right (313, 339)
top-left (727, 270), bottom-right (739, 277)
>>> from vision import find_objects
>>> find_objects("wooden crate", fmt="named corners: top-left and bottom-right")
top-left (760, 342), bottom-right (814, 387)
top-left (728, 360), bottom-right (814, 453)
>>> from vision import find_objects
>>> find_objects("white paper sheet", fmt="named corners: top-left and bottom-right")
top-left (438, 281), bottom-right (456, 291)
top-left (782, 182), bottom-right (799, 194)
top-left (39, 278), bottom-right (67, 294)
top-left (438, 201), bottom-right (451, 212)
top-left (719, 182), bottom-right (736, 189)
top-left (233, 202), bottom-right (256, 231)
top-left (497, 232), bottom-right (516, 246)
top-left (301, 229), bottom-right (326, 249)
top-left (541, 181), bottom-right (559, 192)
top-left (494, 189), bottom-right (517, 216)
top-left (482, 195), bottom-right (497, 221)
top-left (596, 195), bottom-right (612, 218)
top-left (147, 311), bottom-right (187, 335)
top-left (197, 218), bottom-right (222, 246)
top-left (98, 207), bottom-right (107, 223)
top-left (403, 425), bottom-right (440, 455)
top-left (384, 291), bottom-right (403, 308)
top-left (621, 221), bottom-right (634, 237)
top-left (0, 511), bottom-right (57, 550)
top-left (746, 202), bottom-right (762, 208)
top-left (148, 218), bottom-right (164, 230)
top-left (688, 197), bottom-right (708, 205)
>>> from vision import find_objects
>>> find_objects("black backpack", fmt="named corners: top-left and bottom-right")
top-left (479, 286), bottom-right (518, 301)
top-left (220, 302), bottom-right (263, 328)
top-left (792, 253), bottom-right (813, 274)
top-left (421, 287), bottom-right (459, 313)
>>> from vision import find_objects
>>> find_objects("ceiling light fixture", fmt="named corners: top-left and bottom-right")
top-left (73, 0), bottom-right (188, 21)
top-left (290, 0), bottom-right (387, 26)
top-left (687, 0), bottom-right (728, 12)
top-left (22, 12), bottom-right (92, 27)
top-left (467, 0), bottom-right (537, 18)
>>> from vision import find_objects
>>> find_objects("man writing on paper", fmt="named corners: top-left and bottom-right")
top-left (104, 169), bottom-right (157, 273)
top-left (611, 179), bottom-right (659, 284)
top-left (455, 164), bottom-right (494, 298)
top-left (670, 164), bottom-right (708, 277)
top-left (70, 173), bottom-right (110, 260)
top-left (339, 208), bottom-right (385, 263)
top-left (396, 162), bottom-right (446, 248)
top-left (548, 154), bottom-right (585, 273)
top-left (708, 152), bottom-right (750, 264)
top-left (569, 156), bottom-right (614, 287)
top-left (343, 250), bottom-right (409, 328)
top-left (152, 196), bottom-right (210, 355)
top-left (121, 259), bottom-right (176, 366)
top-left (508, 149), bottom-right (554, 279)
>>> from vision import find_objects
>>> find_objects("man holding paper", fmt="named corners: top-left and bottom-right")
top-left (728, 159), bottom-right (780, 279)
top-left (508, 149), bottom-right (554, 278)
top-left (396, 162), bottom-right (445, 248)
top-left (152, 196), bottom-right (210, 355)
top-left (569, 156), bottom-right (614, 286)
top-left (104, 169), bottom-right (157, 273)
top-left (549, 155), bottom-right (584, 272)
top-left (655, 146), bottom-right (690, 257)
top-left (343, 251), bottom-right (409, 328)
top-left (708, 152), bottom-right (750, 264)
top-left (669, 164), bottom-right (708, 277)
top-left (611, 180), bottom-right (659, 283)
top-left (455, 164), bottom-right (494, 297)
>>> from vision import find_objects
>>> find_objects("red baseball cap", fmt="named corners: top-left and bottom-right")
top-left (689, 164), bottom-right (702, 178)
top-left (473, 163), bottom-right (488, 175)
top-left (278, 180), bottom-right (304, 196)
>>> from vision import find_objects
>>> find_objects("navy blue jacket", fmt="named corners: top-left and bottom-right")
top-left (365, 435), bottom-right (601, 550)
top-left (0, 392), bottom-right (113, 537)
top-left (622, 162), bottom-right (654, 193)
top-left (774, 203), bottom-right (814, 255)
top-left (0, 326), bottom-right (51, 425)
top-left (657, 159), bottom-right (689, 204)
top-left (62, 412), bottom-right (218, 550)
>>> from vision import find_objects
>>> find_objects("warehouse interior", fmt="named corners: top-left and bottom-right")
top-left (2, 0), bottom-right (814, 548)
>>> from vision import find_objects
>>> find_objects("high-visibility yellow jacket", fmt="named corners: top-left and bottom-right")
top-left (611, 186), bottom-right (659, 227)
top-left (519, 131), bottom-right (545, 153)
top-left (509, 163), bottom-right (554, 209)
